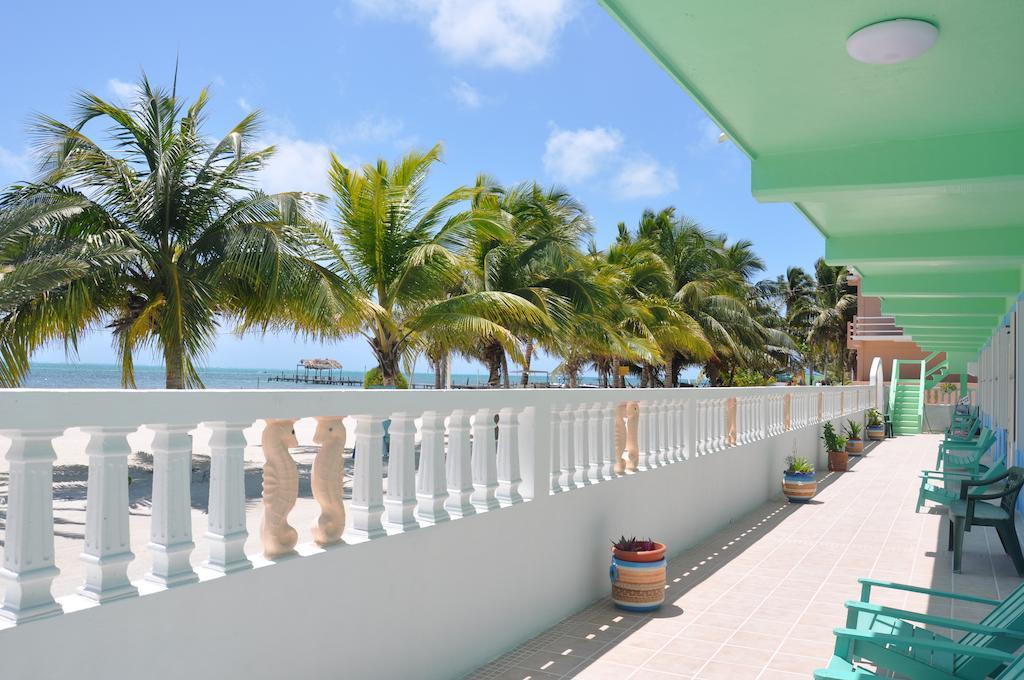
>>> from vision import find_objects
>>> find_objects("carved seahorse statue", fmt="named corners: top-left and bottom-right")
top-left (260, 418), bottom-right (299, 558)
top-left (624, 401), bottom-right (640, 472)
top-left (311, 416), bottom-right (346, 546)
top-left (614, 402), bottom-right (628, 475)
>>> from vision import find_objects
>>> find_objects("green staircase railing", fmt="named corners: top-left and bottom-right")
top-left (889, 358), bottom-right (925, 435)
top-left (923, 351), bottom-right (950, 390)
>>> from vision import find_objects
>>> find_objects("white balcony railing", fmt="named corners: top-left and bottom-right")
top-left (0, 384), bottom-right (873, 677)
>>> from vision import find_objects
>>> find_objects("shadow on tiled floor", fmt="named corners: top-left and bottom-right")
top-left (466, 434), bottom-right (1024, 679)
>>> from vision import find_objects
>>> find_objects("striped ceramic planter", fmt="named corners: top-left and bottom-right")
top-left (867, 425), bottom-right (885, 440)
top-left (610, 543), bottom-right (666, 612)
top-left (846, 438), bottom-right (864, 454)
top-left (782, 471), bottom-right (816, 503)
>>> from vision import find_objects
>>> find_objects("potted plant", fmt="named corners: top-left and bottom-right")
top-left (783, 455), bottom-right (817, 502)
top-left (609, 536), bottom-right (666, 611)
top-left (820, 422), bottom-right (848, 471)
top-left (866, 408), bottom-right (885, 440)
top-left (844, 419), bottom-right (864, 454)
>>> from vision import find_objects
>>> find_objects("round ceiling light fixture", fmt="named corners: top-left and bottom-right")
top-left (846, 18), bottom-right (938, 65)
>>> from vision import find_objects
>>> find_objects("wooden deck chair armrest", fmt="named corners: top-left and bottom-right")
top-left (844, 601), bottom-right (1024, 639)
top-left (831, 628), bottom-right (1017, 661)
top-left (812, 665), bottom-right (877, 680)
top-left (919, 470), bottom-right (976, 479)
top-left (856, 578), bottom-right (1001, 606)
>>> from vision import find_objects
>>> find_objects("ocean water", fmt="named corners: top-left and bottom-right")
top-left (17, 362), bottom-right (605, 390)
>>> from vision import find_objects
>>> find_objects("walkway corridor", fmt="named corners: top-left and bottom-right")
top-left (467, 434), bottom-right (1024, 679)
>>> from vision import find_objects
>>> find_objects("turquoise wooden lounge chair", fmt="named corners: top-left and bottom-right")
top-left (815, 647), bottom-right (1024, 679)
top-left (946, 414), bottom-right (981, 442)
top-left (947, 467), bottom-right (1024, 575)
top-left (936, 428), bottom-right (996, 476)
top-left (822, 578), bottom-right (1024, 679)
top-left (917, 460), bottom-right (1007, 513)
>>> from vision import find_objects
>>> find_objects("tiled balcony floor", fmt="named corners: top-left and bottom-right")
top-left (467, 434), bottom-right (1024, 679)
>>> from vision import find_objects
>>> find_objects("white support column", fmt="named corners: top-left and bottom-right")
top-left (445, 410), bottom-right (476, 518)
top-left (549, 407), bottom-right (564, 494)
top-left (683, 399), bottom-right (696, 460)
top-left (601, 402), bottom-right (617, 478)
top-left (496, 407), bottom-right (523, 505)
top-left (559, 406), bottom-right (578, 490)
top-left (670, 400), bottom-right (683, 461)
top-left (574, 403), bottom-right (592, 487)
top-left (348, 415), bottom-right (386, 540)
top-left (415, 411), bottom-right (449, 525)
top-left (471, 408), bottom-right (500, 512)
top-left (203, 422), bottom-right (252, 574)
top-left (145, 424), bottom-right (198, 588)
top-left (0, 429), bottom-right (62, 624)
top-left (385, 413), bottom-right (419, 532)
top-left (77, 426), bottom-right (138, 602)
top-left (587, 402), bottom-right (605, 481)
top-left (695, 400), bottom-right (706, 457)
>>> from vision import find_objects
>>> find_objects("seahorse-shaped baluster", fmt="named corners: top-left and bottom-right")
top-left (260, 418), bottom-right (299, 558)
top-left (614, 402), bottom-right (627, 475)
top-left (311, 416), bottom-right (347, 546)
top-left (624, 401), bottom-right (640, 472)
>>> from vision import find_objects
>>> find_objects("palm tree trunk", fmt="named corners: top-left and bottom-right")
top-left (520, 339), bottom-right (534, 386)
top-left (433, 357), bottom-right (443, 389)
top-left (164, 342), bottom-right (184, 390)
top-left (483, 341), bottom-right (503, 387)
top-left (501, 353), bottom-right (510, 389)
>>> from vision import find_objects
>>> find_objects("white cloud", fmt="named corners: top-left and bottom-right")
top-left (351, 0), bottom-right (575, 70)
top-left (336, 114), bottom-right (407, 144)
top-left (238, 98), bottom-right (252, 113)
top-left (543, 126), bottom-right (623, 183)
top-left (613, 155), bottom-right (678, 199)
top-left (688, 118), bottom-right (725, 156)
top-left (255, 134), bottom-right (333, 197)
top-left (0, 146), bottom-right (32, 181)
top-left (450, 79), bottom-right (482, 109)
top-left (107, 78), bottom-right (136, 102)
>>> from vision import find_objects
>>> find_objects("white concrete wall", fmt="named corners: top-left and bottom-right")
top-left (0, 408), bottom-right (856, 680)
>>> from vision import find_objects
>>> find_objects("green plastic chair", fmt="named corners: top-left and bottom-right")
top-left (917, 460), bottom-right (1007, 513)
top-left (947, 467), bottom-right (1024, 575)
top-left (815, 647), bottom-right (1024, 679)
top-left (824, 578), bottom-right (1024, 679)
top-left (936, 429), bottom-right (996, 476)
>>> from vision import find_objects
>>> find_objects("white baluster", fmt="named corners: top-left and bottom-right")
top-left (716, 399), bottom-right (727, 451)
top-left (559, 406), bottom-right (578, 490)
top-left (203, 422), bottom-right (252, 574)
top-left (146, 424), bottom-right (198, 587)
top-left (672, 400), bottom-right (684, 461)
top-left (695, 400), bottom-right (706, 456)
top-left (496, 407), bottom-right (523, 505)
top-left (415, 411), bottom-right (450, 525)
top-left (471, 408), bottom-right (500, 512)
top-left (574, 403), bottom-right (592, 486)
top-left (549, 407), bottom-right (563, 494)
top-left (0, 429), bottom-right (62, 623)
top-left (736, 398), bottom-right (745, 445)
top-left (77, 426), bottom-right (138, 602)
top-left (445, 410), bottom-right (475, 518)
top-left (636, 402), bottom-right (651, 470)
top-left (385, 413), bottom-right (419, 532)
top-left (601, 402), bottom-right (618, 478)
top-left (349, 415), bottom-right (386, 539)
top-left (588, 403), bottom-right (605, 481)
top-left (657, 401), bottom-right (669, 464)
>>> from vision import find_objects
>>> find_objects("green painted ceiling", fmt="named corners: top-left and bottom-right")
top-left (600, 0), bottom-right (1024, 362)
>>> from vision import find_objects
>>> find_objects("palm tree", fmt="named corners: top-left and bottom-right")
top-left (0, 194), bottom-right (136, 386)
top-left (1, 75), bottom-right (332, 388)
top-left (805, 258), bottom-right (856, 382)
top-left (463, 182), bottom-right (595, 387)
top-left (322, 146), bottom-right (546, 387)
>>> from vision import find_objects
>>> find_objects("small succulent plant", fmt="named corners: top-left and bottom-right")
top-left (612, 535), bottom-right (658, 552)
top-left (785, 456), bottom-right (814, 474)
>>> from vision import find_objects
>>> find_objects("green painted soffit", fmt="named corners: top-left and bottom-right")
top-left (600, 0), bottom-right (1024, 357)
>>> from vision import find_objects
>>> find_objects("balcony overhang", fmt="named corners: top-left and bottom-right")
top-left (600, 0), bottom-right (1024, 360)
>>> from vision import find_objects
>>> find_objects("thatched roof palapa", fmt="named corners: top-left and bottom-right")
top-left (298, 358), bottom-right (343, 370)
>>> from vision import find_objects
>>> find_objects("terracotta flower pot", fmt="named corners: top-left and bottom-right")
top-left (782, 471), bottom-right (817, 502)
top-left (846, 438), bottom-right (864, 454)
top-left (867, 425), bottom-right (885, 440)
top-left (610, 542), bottom-right (666, 612)
top-left (828, 449), bottom-right (849, 472)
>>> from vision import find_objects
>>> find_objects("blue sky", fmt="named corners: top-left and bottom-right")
top-left (0, 0), bottom-right (822, 374)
